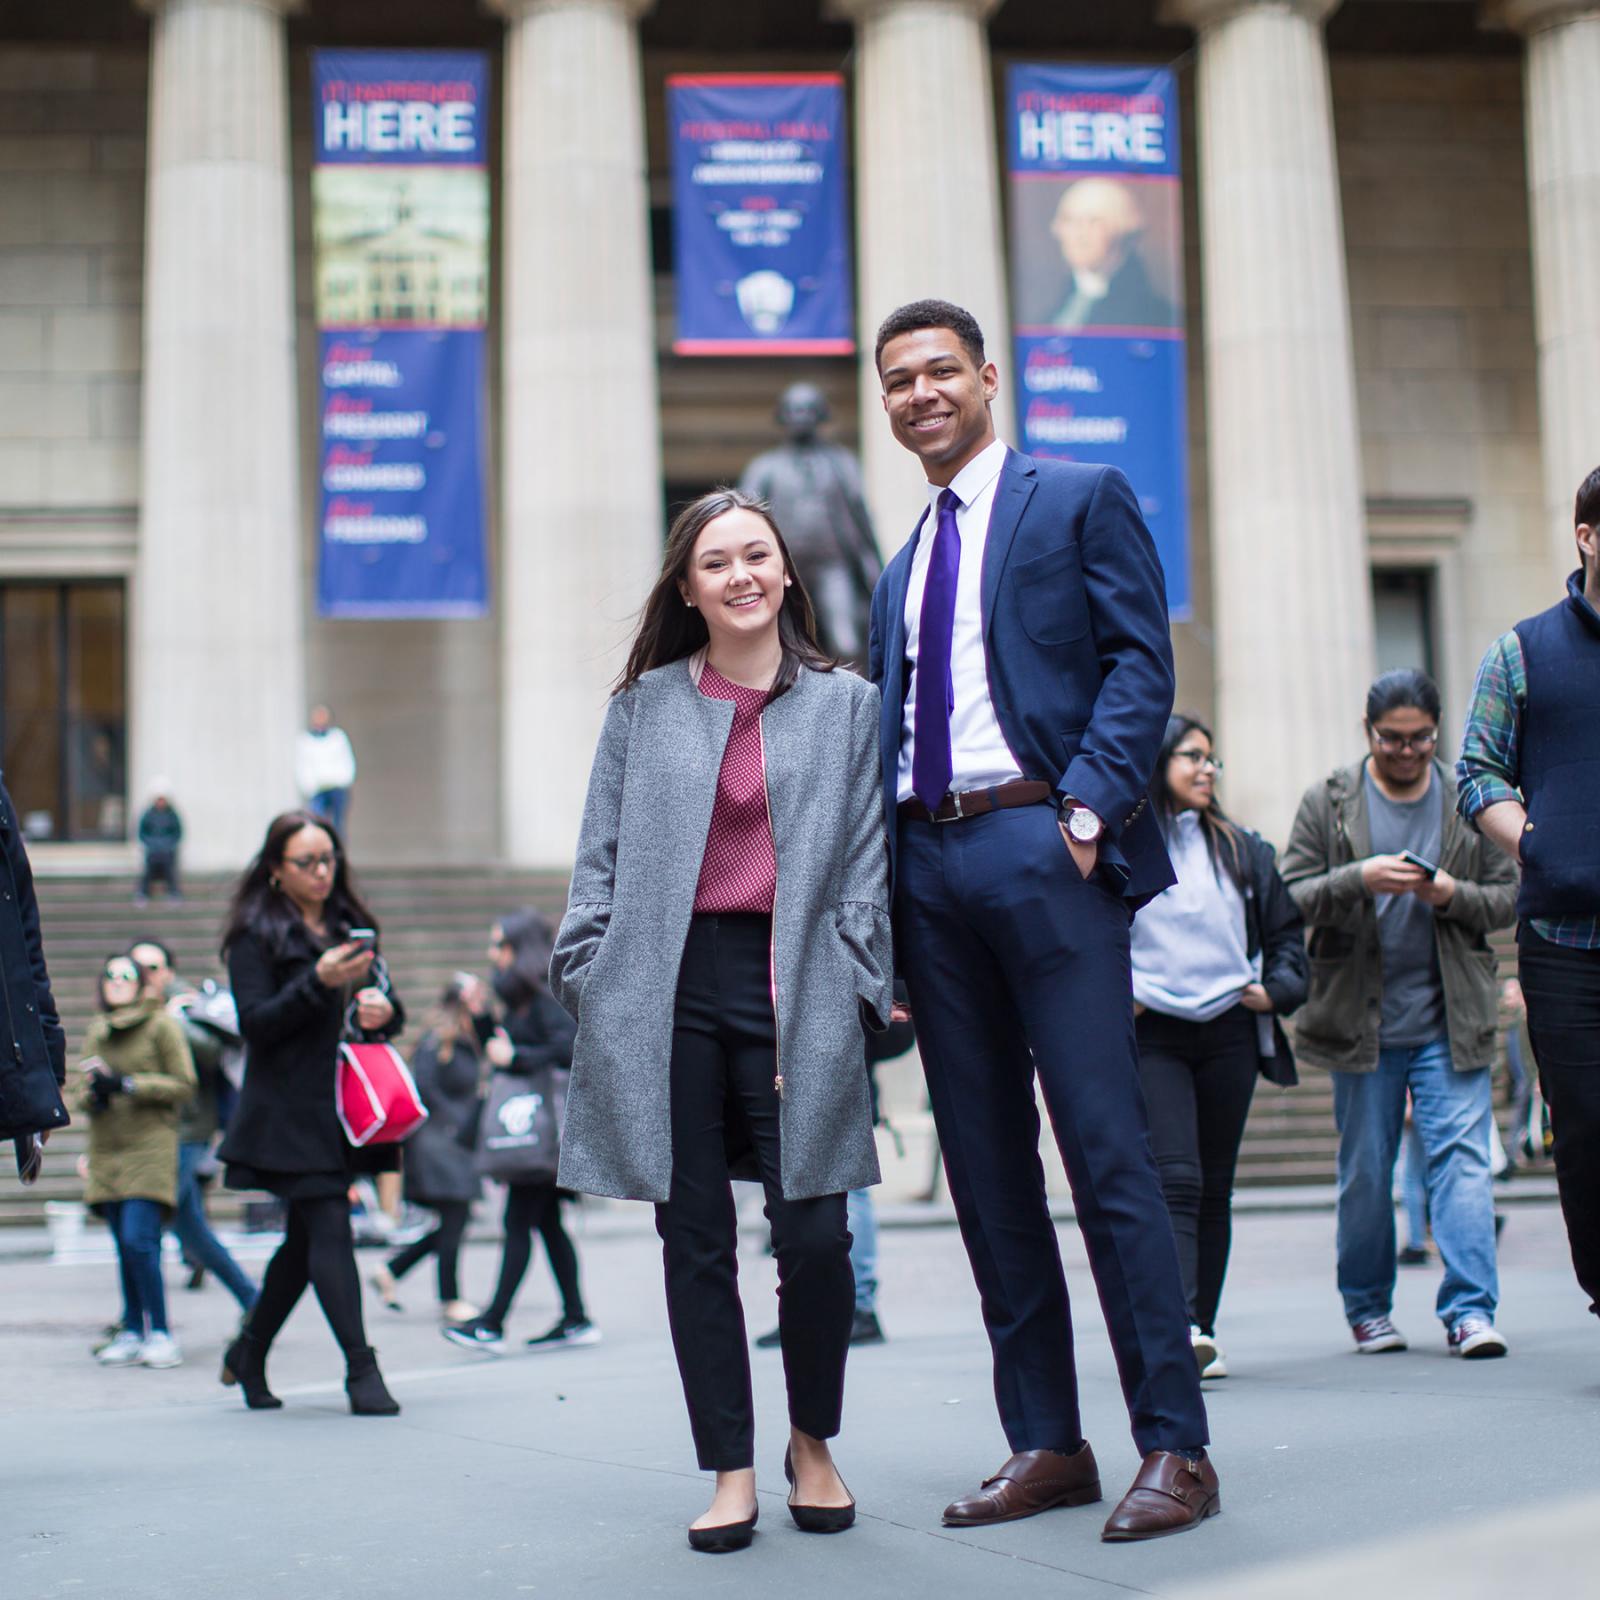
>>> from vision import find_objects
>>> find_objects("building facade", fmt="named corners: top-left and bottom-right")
top-left (0, 0), bottom-right (1593, 869)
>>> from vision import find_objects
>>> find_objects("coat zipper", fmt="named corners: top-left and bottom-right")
top-left (757, 710), bottom-right (783, 1098)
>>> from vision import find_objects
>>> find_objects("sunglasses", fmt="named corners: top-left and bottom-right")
top-left (103, 966), bottom-right (140, 983)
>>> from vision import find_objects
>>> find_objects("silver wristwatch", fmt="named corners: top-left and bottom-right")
top-left (1059, 798), bottom-right (1105, 844)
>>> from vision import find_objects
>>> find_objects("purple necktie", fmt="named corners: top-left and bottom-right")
top-left (912, 488), bottom-right (961, 810)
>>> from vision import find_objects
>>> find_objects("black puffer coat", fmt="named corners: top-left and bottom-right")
top-left (402, 1031), bottom-right (483, 1206)
top-left (0, 776), bottom-right (68, 1140)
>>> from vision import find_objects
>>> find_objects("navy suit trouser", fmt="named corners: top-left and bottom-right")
top-left (894, 804), bottom-right (1208, 1457)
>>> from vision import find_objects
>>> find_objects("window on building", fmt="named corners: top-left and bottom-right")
top-left (1371, 566), bottom-right (1436, 682)
top-left (0, 581), bottom-right (127, 842)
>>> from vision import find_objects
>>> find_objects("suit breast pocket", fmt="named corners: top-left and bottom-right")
top-left (1014, 544), bottom-right (1091, 646)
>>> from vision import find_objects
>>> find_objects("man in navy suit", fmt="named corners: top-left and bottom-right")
top-left (867, 300), bottom-right (1217, 1542)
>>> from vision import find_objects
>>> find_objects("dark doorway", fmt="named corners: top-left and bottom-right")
top-left (0, 581), bottom-right (127, 842)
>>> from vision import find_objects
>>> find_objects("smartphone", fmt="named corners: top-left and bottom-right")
top-left (347, 927), bottom-right (378, 950)
top-left (1400, 849), bottom-right (1439, 879)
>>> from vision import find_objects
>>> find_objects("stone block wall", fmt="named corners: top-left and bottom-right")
top-left (0, 47), bottom-right (145, 525)
top-left (1335, 56), bottom-right (1548, 732)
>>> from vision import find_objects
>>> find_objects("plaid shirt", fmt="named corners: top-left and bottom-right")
top-left (1457, 623), bottom-right (1600, 950)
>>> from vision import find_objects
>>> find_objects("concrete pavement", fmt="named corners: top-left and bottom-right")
top-left (1, 1201), bottom-right (1594, 1599)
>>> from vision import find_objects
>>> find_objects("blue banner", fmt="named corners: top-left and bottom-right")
top-left (312, 51), bottom-right (490, 618)
top-left (1006, 65), bottom-right (1190, 619)
top-left (668, 74), bottom-right (854, 355)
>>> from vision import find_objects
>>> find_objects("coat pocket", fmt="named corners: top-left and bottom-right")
top-left (1015, 544), bottom-right (1091, 645)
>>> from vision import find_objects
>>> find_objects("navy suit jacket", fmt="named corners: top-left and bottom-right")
top-left (868, 448), bottom-right (1176, 905)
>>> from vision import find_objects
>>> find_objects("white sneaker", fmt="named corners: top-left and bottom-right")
top-left (138, 1332), bottom-right (183, 1369)
top-left (1201, 1338), bottom-right (1229, 1379)
top-left (1190, 1325), bottom-right (1218, 1373)
top-left (1448, 1316), bottom-right (1509, 1360)
top-left (96, 1330), bottom-right (145, 1366)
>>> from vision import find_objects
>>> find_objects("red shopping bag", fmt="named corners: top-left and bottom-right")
top-left (335, 1043), bottom-right (429, 1147)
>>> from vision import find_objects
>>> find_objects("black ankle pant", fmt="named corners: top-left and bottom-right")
top-left (249, 1193), bottom-right (367, 1356)
top-left (482, 1182), bottom-right (586, 1330)
top-left (655, 914), bottom-right (854, 1472)
top-left (388, 1200), bottom-right (471, 1304)
top-left (1518, 926), bottom-right (1600, 1316)
top-left (1134, 1004), bottom-right (1260, 1336)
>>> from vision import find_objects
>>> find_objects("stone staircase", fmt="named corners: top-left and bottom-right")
top-left (4, 867), bottom-right (570, 1227)
top-left (2, 871), bottom-right (1527, 1225)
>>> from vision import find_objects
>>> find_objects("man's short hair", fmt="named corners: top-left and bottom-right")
top-left (874, 299), bottom-right (986, 374)
top-left (1575, 465), bottom-right (1600, 528)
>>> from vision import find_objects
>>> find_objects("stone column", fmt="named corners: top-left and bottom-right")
top-left (1165, 0), bottom-right (1373, 844)
top-left (491, 0), bottom-right (663, 867)
top-left (1495, 1), bottom-right (1600, 581)
top-left (830, 0), bottom-right (1013, 553)
top-left (133, 0), bottom-right (305, 869)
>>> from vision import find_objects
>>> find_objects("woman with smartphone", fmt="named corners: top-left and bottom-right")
top-left (80, 953), bottom-right (197, 1370)
top-left (1130, 715), bottom-right (1308, 1379)
top-left (216, 811), bottom-right (406, 1415)
top-left (551, 488), bottom-right (892, 1553)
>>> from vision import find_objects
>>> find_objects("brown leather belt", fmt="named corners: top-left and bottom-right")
top-left (898, 779), bottom-right (1053, 824)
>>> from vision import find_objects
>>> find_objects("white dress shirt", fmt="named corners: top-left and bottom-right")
top-left (896, 436), bottom-right (1025, 804)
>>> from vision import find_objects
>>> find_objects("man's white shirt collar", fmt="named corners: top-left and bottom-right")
top-left (926, 436), bottom-right (1009, 518)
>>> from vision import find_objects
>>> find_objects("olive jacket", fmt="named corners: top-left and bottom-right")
top-left (79, 1000), bottom-right (196, 1210)
top-left (1279, 759), bottom-right (1517, 1073)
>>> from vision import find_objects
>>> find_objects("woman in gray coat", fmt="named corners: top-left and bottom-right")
top-left (551, 488), bottom-right (893, 1554)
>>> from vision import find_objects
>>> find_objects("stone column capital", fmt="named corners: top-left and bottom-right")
top-left (486, 0), bottom-right (655, 21)
top-left (1482, 0), bottom-right (1600, 35)
top-left (136, 0), bottom-right (304, 16)
top-left (826, 0), bottom-right (1003, 24)
top-left (1159, 0), bottom-right (1340, 30)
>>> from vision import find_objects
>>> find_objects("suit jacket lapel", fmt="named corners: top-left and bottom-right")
top-left (981, 450), bottom-right (1037, 647)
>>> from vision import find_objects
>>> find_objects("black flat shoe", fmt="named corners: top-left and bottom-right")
top-left (785, 1445), bottom-right (856, 1533)
top-left (686, 1507), bottom-right (758, 1553)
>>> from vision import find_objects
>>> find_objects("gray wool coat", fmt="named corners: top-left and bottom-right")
top-left (549, 656), bottom-right (894, 1203)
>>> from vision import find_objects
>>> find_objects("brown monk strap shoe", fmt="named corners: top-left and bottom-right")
top-left (1101, 1450), bottom-right (1220, 1542)
top-left (941, 1443), bottom-right (1101, 1527)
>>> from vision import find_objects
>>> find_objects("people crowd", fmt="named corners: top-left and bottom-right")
top-left (3, 299), bottom-right (1598, 1562)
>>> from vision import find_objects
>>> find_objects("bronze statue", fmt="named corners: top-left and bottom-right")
top-left (739, 383), bottom-right (882, 665)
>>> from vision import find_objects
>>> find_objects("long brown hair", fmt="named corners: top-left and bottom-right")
top-left (221, 810), bottom-right (378, 959)
top-left (1151, 714), bottom-right (1247, 889)
top-left (616, 488), bottom-right (837, 696)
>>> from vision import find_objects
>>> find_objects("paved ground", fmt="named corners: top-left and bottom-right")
top-left (1, 1199), bottom-right (1594, 1600)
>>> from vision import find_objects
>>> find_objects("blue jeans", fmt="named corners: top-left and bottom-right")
top-left (1333, 1036), bottom-right (1498, 1329)
top-left (104, 1198), bottom-right (168, 1337)
top-left (846, 1187), bottom-right (877, 1315)
top-left (1399, 1122), bottom-right (1429, 1251)
top-left (170, 1142), bottom-right (258, 1313)
top-left (310, 788), bottom-right (349, 836)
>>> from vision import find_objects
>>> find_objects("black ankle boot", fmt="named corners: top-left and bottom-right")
top-left (345, 1345), bottom-right (400, 1416)
top-left (220, 1331), bottom-right (282, 1410)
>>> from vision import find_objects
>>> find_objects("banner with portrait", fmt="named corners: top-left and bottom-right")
top-left (1006, 64), bottom-right (1190, 618)
top-left (312, 50), bottom-right (490, 618)
top-left (668, 74), bottom-right (854, 355)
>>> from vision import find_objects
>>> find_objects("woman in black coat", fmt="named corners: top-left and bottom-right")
top-left (443, 910), bottom-right (597, 1355)
top-left (217, 810), bottom-right (405, 1415)
top-left (371, 986), bottom-right (483, 1323)
top-left (1129, 716), bottom-right (1308, 1380)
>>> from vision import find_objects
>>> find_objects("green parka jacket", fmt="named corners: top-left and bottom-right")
top-left (79, 1000), bottom-right (195, 1210)
top-left (1279, 759), bottom-right (1517, 1074)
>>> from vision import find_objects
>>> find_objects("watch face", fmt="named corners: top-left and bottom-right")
top-left (1068, 809), bottom-right (1101, 843)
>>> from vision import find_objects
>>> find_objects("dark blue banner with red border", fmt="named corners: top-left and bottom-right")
top-left (1006, 64), bottom-right (1190, 619)
top-left (312, 50), bottom-right (490, 618)
top-left (668, 74), bottom-right (854, 355)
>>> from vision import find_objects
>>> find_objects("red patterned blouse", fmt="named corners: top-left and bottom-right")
top-left (692, 662), bottom-right (777, 915)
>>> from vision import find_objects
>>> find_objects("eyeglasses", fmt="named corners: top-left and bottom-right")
top-left (284, 852), bottom-right (338, 873)
top-left (103, 965), bottom-right (140, 983)
top-left (1172, 748), bottom-right (1223, 772)
top-left (1369, 728), bottom-right (1438, 753)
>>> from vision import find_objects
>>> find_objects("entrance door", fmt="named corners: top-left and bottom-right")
top-left (0, 581), bottom-right (127, 842)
